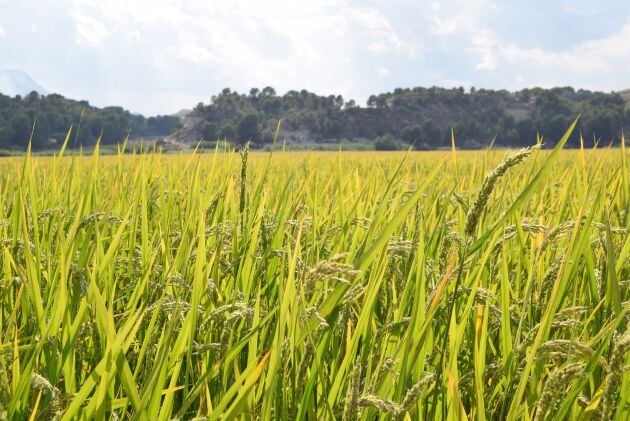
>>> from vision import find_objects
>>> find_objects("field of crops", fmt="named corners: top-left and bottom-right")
top-left (0, 125), bottom-right (628, 420)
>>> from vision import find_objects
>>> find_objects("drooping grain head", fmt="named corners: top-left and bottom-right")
top-left (535, 363), bottom-right (584, 421)
top-left (601, 329), bottom-right (630, 420)
top-left (465, 145), bottom-right (540, 237)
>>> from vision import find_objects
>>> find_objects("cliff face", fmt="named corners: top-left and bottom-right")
top-left (166, 115), bottom-right (203, 144)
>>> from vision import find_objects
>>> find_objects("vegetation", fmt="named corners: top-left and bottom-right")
top-left (1, 87), bottom-right (628, 151)
top-left (185, 86), bottom-right (629, 148)
top-left (374, 134), bottom-right (403, 151)
top-left (0, 92), bottom-right (180, 149)
top-left (0, 122), bottom-right (628, 420)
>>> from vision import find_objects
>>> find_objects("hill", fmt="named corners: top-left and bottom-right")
top-left (0, 91), bottom-right (181, 150)
top-left (0, 69), bottom-right (48, 97)
top-left (0, 85), bottom-right (627, 150)
top-left (172, 86), bottom-right (628, 149)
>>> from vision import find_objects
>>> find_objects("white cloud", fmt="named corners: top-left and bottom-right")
top-left (562, 4), bottom-right (598, 17)
top-left (71, 0), bottom-right (184, 26)
top-left (471, 30), bottom-right (499, 70)
top-left (61, 0), bottom-right (422, 111)
top-left (468, 19), bottom-right (630, 89)
top-left (341, 7), bottom-right (421, 57)
top-left (70, 10), bottom-right (108, 47)
top-left (507, 23), bottom-right (630, 72)
top-left (3, 0), bottom-right (630, 114)
top-left (424, 0), bottom-right (630, 89)
top-left (428, 0), bottom-right (495, 36)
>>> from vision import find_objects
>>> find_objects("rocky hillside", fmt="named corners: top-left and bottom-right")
top-left (170, 86), bottom-right (628, 149)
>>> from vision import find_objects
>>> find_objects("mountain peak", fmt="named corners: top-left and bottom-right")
top-left (0, 69), bottom-right (48, 97)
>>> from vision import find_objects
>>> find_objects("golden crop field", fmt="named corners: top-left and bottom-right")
top-left (0, 126), bottom-right (628, 420)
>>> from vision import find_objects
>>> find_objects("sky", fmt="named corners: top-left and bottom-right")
top-left (1, 0), bottom-right (630, 115)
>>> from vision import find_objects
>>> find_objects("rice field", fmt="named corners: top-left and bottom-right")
top-left (0, 124), bottom-right (628, 420)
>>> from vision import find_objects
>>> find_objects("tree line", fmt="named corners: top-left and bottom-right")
top-left (0, 86), bottom-right (627, 150)
top-left (190, 86), bottom-right (627, 149)
top-left (0, 91), bottom-right (180, 149)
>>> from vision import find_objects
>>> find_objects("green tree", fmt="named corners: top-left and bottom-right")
top-left (201, 122), bottom-right (219, 140)
top-left (374, 134), bottom-right (401, 150)
top-left (237, 113), bottom-right (260, 144)
top-left (401, 124), bottom-right (424, 144)
top-left (11, 113), bottom-right (33, 146)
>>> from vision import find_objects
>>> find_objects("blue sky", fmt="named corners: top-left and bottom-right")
top-left (1, 0), bottom-right (629, 115)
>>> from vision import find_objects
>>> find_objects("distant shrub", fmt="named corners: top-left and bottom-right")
top-left (0, 149), bottom-right (18, 156)
top-left (374, 134), bottom-right (402, 151)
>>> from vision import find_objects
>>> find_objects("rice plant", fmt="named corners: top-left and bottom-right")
top-left (0, 125), bottom-right (628, 420)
